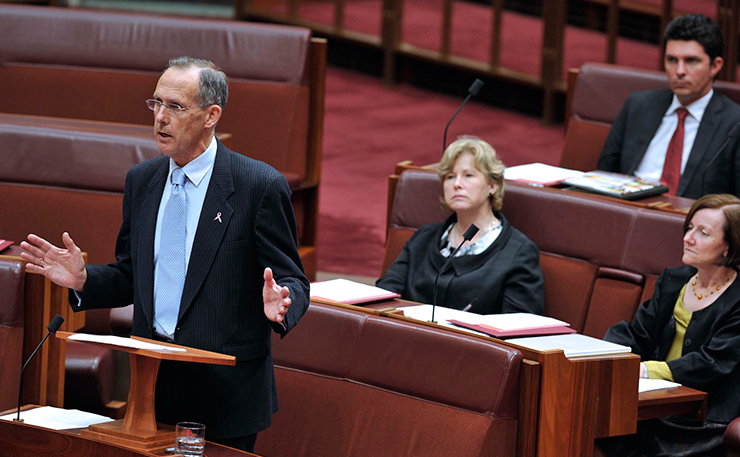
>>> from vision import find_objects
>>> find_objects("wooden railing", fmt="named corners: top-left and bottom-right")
top-left (236, 0), bottom-right (740, 122)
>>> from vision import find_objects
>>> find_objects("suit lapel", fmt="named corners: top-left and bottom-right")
top-left (628, 90), bottom-right (673, 175)
top-left (179, 142), bottom-right (235, 321)
top-left (138, 159), bottom-right (169, 328)
top-left (678, 92), bottom-right (722, 195)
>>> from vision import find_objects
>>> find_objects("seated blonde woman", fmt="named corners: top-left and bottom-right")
top-left (377, 137), bottom-right (544, 315)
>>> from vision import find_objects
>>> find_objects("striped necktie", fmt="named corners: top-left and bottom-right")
top-left (155, 168), bottom-right (187, 335)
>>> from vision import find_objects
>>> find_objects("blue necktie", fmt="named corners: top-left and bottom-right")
top-left (155, 168), bottom-right (187, 335)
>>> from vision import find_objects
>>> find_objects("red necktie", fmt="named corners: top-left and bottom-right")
top-left (660, 107), bottom-right (689, 196)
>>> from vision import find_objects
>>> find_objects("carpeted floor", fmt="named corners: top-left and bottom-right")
top-left (317, 66), bottom-right (565, 277)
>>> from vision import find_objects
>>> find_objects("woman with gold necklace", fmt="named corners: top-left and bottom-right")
top-left (377, 137), bottom-right (544, 315)
top-left (599, 194), bottom-right (740, 457)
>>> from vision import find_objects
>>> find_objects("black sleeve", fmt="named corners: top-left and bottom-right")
top-left (597, 95), bottom-right (632, 173)
top-left (376, 230), bottom-right (425, 296)
top-left (254, 173), bottom-right (310, 336)
top-left (669, 305), bottom-right (740, 391)
top-left (501, 241), bottom-right (544, 315)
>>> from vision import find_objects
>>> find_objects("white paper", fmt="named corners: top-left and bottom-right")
top-left (0, 406), bottom-right (113, 430)
top-left (468, 313), bottom-right (569, 331)
top-left (68, 333), bottom-right (186, 352)
top-left (639, 378), bottom-right (682, 393)
top-left (506, 334), bottom-right (631, 358)
top-left (504, 163), bottom-right (584, 185)
top-left (398, 304), bottom-right (489, 336)
top-left (310, 278), bottom-right (399, 304)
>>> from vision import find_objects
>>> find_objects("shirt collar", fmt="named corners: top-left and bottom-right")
top-left (666, 89), bottom-right (713, 121)
top-left (167, 136), bottom-right (217, 187)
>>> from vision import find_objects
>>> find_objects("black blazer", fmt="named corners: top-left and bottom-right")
top-left (597, 89), bottom-right (740, 199)
top-left (605, 266), bottom-right (740, 423)
top-left (376, 213), bottom-right (544, 315)
top-left (71, 140), bottom-right (309, 438)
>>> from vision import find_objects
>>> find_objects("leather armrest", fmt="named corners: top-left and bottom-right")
top-left (725, 417), bottom-right (740, 451)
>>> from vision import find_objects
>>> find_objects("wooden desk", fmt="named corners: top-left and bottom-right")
top-left (638, 386), bottom-right (707, 421)
top-left (361, 299), bottom-right (707, 457)
top-left (1, 405), bottom-right (258, 457)
top-left (1, 246), bottom-right (86, 408)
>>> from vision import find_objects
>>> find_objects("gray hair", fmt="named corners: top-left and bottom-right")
top-left (166, 56), bottom-right (229, 109)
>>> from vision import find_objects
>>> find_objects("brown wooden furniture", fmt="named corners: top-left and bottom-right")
top-left (357, 298), bottom-right (710, 457)
top-left (637, 385), bottom-right (707, 421)
top-left (0, 246), bottom-right (86, 409)
top-left (237, 0), bottom-right (740, 122)
top-left (0, 258), bottom-right (25, 412)
top-left (54, 331), bottom-right (235, 453)
top-left (0, 406), bottom-right (260, 457)
top-left (258, 300), bottom-right (539, 457)
top-left (0, 5), bottom-right (326, 280)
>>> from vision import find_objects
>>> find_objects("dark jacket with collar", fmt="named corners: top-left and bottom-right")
top-left (70, 140), bottom-right (309, 438)
top-left (605, 266), bottom-right (740, 423)
top-left (597, 89), bottom-right (740, 199)
top-left (376, 212), bottom-right (544, 315)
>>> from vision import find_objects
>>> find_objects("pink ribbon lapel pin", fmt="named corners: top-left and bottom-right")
top-left (214, 212), bottom-right (222, 223)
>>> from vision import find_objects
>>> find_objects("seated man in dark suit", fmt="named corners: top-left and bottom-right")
top-left (597, 14), bottom-right (740, 198)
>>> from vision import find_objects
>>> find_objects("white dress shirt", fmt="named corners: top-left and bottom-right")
top-left (634, 89), bottom-right (713, 182)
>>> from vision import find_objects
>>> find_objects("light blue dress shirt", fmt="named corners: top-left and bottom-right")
top-left (152, 137), bottom-right (217, 339)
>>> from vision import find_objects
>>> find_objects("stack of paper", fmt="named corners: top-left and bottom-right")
top-left (507, 334), bottom-right (631, 358)
top-left (310, 278), bottom-right (400, 305)
top-left (447, 313), bottom-right (576, 338)
top-left (504, 163), bottom-right (584, 187)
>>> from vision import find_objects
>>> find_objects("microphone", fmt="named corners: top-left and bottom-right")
top-left (430, 224), bottom-right (479, 323)
top-left (442, 79), bottom-right (484, 153)
top-left (700, 122), bottom-right (740, 196)
top-left (14, 314), bottom-right (64, 422)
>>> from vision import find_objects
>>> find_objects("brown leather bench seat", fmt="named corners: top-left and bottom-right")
top-left (256, 302), bottom-right (528, 457)
top-left (0, 259), bottom-right (25, 412)
top-left (0, 4), bottom-right (325, 279)
top-left (383, 168), bottom-right (686, 338)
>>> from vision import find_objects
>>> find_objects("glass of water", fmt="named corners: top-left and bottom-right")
top-left (175, 422), bottom-right (206, 455)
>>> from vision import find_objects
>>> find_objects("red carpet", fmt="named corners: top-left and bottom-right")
top-left (318, 67), bottom-right (565, 276)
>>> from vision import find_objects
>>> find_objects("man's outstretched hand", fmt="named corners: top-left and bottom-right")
top-left (20, 232), bottom-right (87, 292)
top-left (263, 267), bottom-right (291, 324)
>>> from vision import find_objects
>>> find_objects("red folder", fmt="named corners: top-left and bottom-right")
top-left (0, 239), bottom-right (13, 253)
top-left (447, 319), bottom-right (577, 338)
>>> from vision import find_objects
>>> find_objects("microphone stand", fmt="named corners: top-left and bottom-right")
top-left (14, 314), bottom-right (64, 422)
top-left (431, 224), bottom-right (479, 323)
top-left (443, 79), bottom-right (484, 153)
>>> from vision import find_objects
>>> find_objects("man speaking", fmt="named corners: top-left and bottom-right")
top-left (20, 56), bottom-right (309, 452)
top-left (597, 14), bottom-right (740, 198)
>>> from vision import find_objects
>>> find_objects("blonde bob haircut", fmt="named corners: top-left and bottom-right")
top-left (438, 137), bottom-right (505, 212)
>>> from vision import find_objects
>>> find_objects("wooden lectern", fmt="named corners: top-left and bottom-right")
top-left (55, 331), bottom-right (236, 453)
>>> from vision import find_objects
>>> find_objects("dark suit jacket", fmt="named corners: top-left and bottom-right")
top-left (376, 213), bottom-right (544, 315)
top-left (605, 266), bottom-right (740, 423)
top-left (597, 89), bottom-right (740, 199)
top-left (70, 140), bottom-right (309, 438)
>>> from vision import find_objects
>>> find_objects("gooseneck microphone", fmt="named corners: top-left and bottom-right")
top-left (14, 314), bottom-right (64, 422)
top-left (700, 122), bottom-right (740, 196)
top-left (430, 224), bottom-right (479, 323)
top-left (442, 79), bottom-right (484, 153)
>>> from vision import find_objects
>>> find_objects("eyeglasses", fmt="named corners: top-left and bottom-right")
top-left (145, 99), bottom-right (196, 116)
